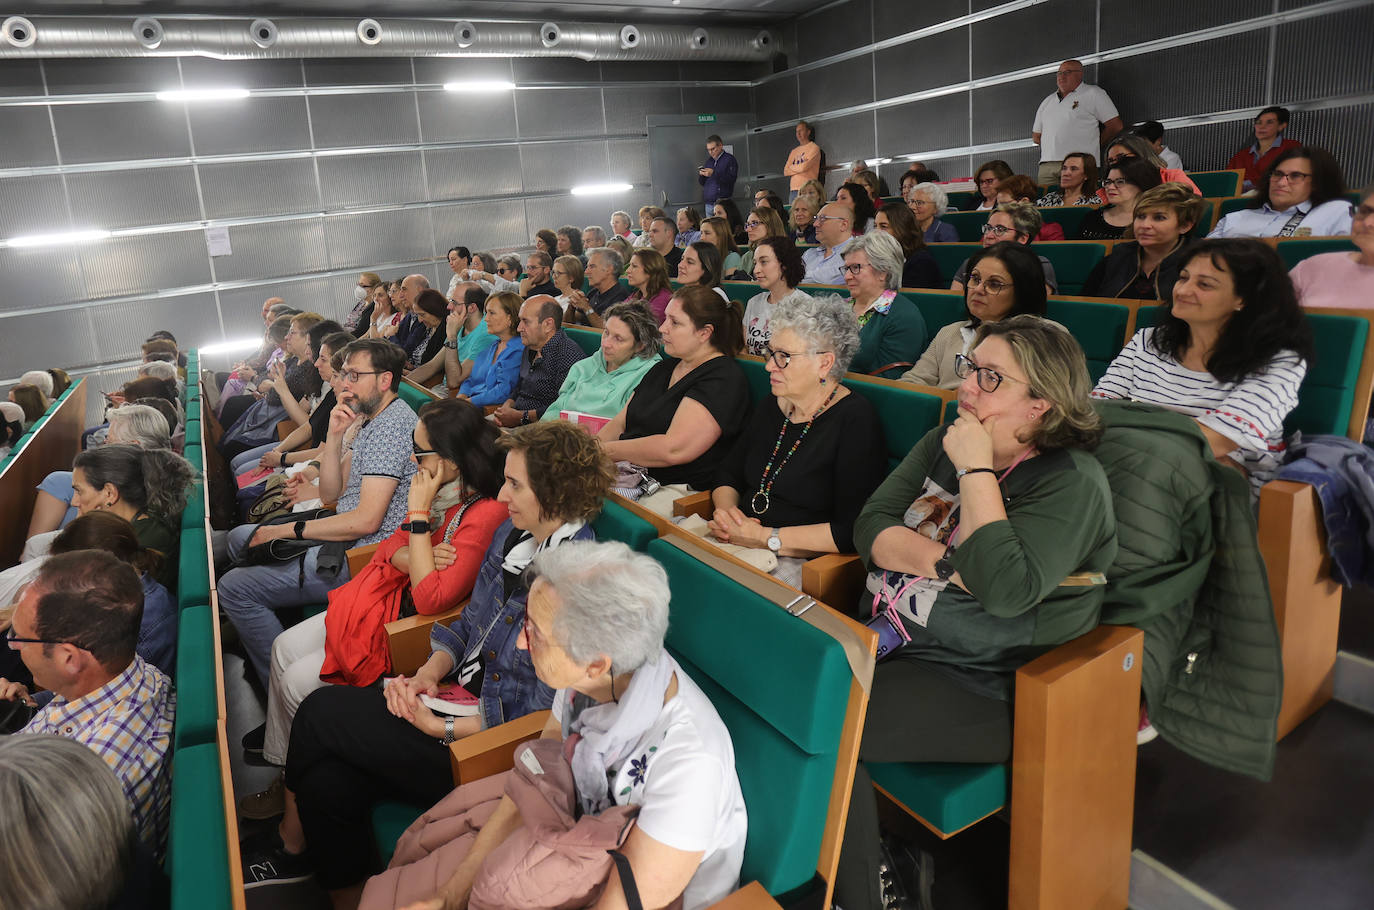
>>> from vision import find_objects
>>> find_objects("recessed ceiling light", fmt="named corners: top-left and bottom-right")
top-left (444, 80), bottom-right (516, 92)
top-left (155, 88), bottom-right (251, 102)
top-left (6, 228), bottom-right (111, 249)
top-left (199, 337), bottom-right (267, 356)
top-left (571, 183), bottom-right (633, 196)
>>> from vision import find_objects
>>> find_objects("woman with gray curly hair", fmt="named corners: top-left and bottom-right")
top-left (908, 181), bottom-right (959, 243)
top-left (707, 295), bottom-right (887, 586)
top-left (841, 231), bottom-right (930, 378)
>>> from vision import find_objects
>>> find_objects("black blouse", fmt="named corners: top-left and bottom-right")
top-left (1074, 208), bottom-right (1130, 241)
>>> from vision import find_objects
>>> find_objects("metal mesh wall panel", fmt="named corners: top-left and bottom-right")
top-left (0, 308), bottom-right (99, 376)
top-left (753, 75), bottom-right (799, 126)
top-left (1274, 6), bottom-right (1374, 103)
top-left (750, 128), bottom-right (801, 179)
top-left (43, 57), bottom-right (180, 95)
top-left (875, 30), bottom-right (970, 96)
top-left (1100, 0), bottom-right (1269, 46)
top-left (211, 220), bottom-right (329, 283)
top-left (520, 140), bottom-right (611, 194)
top-left (0, 107), bottom-right (59, 168)
top-left (818, 111), bottom-right (878, 165)
top-left (310, 93), bottom-right (421, 148)
top-left (417, 91), bottom-right (519, 143)
top-left (604, 86), bottom-right (682, 133)
top-left (0, 175), bottom-right (69, 238)
top-left (79, 231), bottom-right (211, 299)
top-left (80, 363), bottom-right (141, 426)
top-left (680, 86), bottom-right (753, 116)
top-left (969, 0), bottom-right (1097, 79)
top-left (304, 58), bottom-right (416, 87)
top-left (989, 145), bottom-right (1039, 176)
top-left (970, 77), bottom-right (1050, 144)
top-left (524, 193), bottom-right (641, 243)
top-left (515, 89), bottom-right (608, 140)
top-left (878, 154), bottom-right (974, 192)
top-left (430, 201), bottom-right (529, 254)
top-left (318, 151), bottom-right (427, 209)
top-left (608, 139), bottom-right (653, 186)
top-left (798, 56), bottom-right (875, 115)
top-left (198, 158), bottom-right (322, 220)
top-left (412, 57), bottom-right (514, 85)
top-left (874, 0), bottom-right (968, 41)
top-left (794, 0), bottom-right (874, 67)
top-left (0, 248), bottom-right (85, 311)
top-left (677, 62), bottom-right (767, 83)
top-left (218, 276), bottom-right (346, 338)
top-left (876, 93), bottom-right (971, 157)
top-left (324, 210), bottom-right (430, 268)
top-left (1099, 32), bottom-right (1269, 125)
top-left (1297, 103), bottom-right (1374, 186)
top-left (186, 96), bottom-right (314, 156)
top-left (181, 58), bottom-right (305, 90)
top-left (65, 166), bottom-right (203, 231)
top-left (511, 58), bottom-right (602, 83)
top-left (88, 292), bottom-right (220, 362)
top-left (51, 101), bottom-right (191, 164)
top-left (0, 61), bottom-right (45, 97)
top-left (424, 146), bottom-right (525, 200)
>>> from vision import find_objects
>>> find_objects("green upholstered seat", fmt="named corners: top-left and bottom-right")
top-left (185, 397), bottom-right (202, 422)
top-left (945, 190), bottom-right (977, 210)
top-left (564, 325), bottom-right (602, 358)
top-left (182, 444), bottom-right (204, 473)
top-left (181, 482), bottom-right (206, 531)
top-left (1045, 299), bottom-right (1130, 383)
top-left (169, 742), bottom-right (233, 910)
top-left (867, 761), bottom-right (1008, 837)
top-left (721, 281), bottom-right (763, 302)
top-left (943, 398), bottom-right (960, 424)
top-left (174, 605), bottom-right (217, 749)
top-left (1038, 205), bottom-right (1094, 238)
top-left (1036, 243), bottom-right (1107, 296)
top-left (649, 538), bottom-right (851, 895)
top-left (177, 526), bottom-right (211, 611)
top-left (1216, 197), bottom-right (1252, 221)
top-left (901, 291), bottom-right (966, 335)
top-left (1186, 170), bottom-right (1243, 198)
top-left (591, 498), bottom-right (657, 550)
top-left (844, 380), bottom-right (946, 472)
top-left (1276, 237), bottom-right (1358, 269)
top-left (303, 601), bottom-right (328, 619)
top-left (397, 382), bottom-right (433, 415)
top-left (926, 244), bottom-right (981, 287)
top-left (738, 357), bottom-right (772, 403)
top-left (372, 800), bottom-right (428, 866)
top-left (941, 211), bottom-right (991, 243)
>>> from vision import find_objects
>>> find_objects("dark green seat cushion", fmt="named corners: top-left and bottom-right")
top-left (564, 326), bottom-right (602, 358)
top-left (1045, 299), bottom-right (1130, 383)
top-left (1038, 206), bottom-right (1094, 238)
top-left (174, 605), bottom-right (216, 749)
top-left (185, 398), bottom-right (202, 422)
top-left (1277, 237), bottom-right (1358, 270)
top-left (177, 526), bottom-right (210, 611)
top-left (182, 444), bottom-right (204, 473)
top-left (1036, 243), bottom-right (1107, 296)
top-left (866, 760), bottom-right (1008, 836)
top-left (738, 357), bottom-right (772, 403)
top-left (941, 211), bottom-right (991, 243)
top-left (372, 800), bottom-right (427, 866)
top-left (844, 380), bottom-right (945, 473)
top-left (397, 382), bottom-right (433, 415)
top-left (303, 601), bottom-right (328, 619)
top-left (901, 291), bottom-right (966, 334)
top-left (1186, 170), bottom-right (1243, 198)
top-left (925, 245), bottom-right (982, 288)
top-left (181, 482), bottom-right (206, 531)
top-left (591, 498), bottom-right (657, 550)
top-left (169, 742), bottom-right (232, 910)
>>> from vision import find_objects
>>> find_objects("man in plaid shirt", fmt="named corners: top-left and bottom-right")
top-left (2, 551), bottom-right (175, 855)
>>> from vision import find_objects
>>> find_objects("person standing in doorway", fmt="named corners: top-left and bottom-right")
top-left (698, 134), bottom-right (739, 208)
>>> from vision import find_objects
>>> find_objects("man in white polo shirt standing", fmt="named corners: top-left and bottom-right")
top-left (1031, 59), bottom-right (1124, 188)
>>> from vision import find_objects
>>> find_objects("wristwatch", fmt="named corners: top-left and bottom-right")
top-left (766, 529), bottom-right (782, 553)
top-left (441, 716), bottom-right (456, 745)
top-left (401, 519), bottom-right (432, 534)
top-left (934, 543), bottom-right (956, 581)
top-left (442, 339), bottom-right (458, 349)
top-left (293, 520), bottom-right (307, 540)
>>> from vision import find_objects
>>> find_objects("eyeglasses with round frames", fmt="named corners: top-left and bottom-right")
top-left (763, 346), bottom-right (830, 369)
top-left (953, 352), bottom-right (1030, 393)
top-left (966, 272), bottom-right (1010, 294)
top-left (980, 223), bottom-right (1016, 237)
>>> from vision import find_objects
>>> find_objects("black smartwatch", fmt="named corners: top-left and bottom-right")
top-left (293, 520), bottom-right (307, 540)
top-left (934, 543), bottom-right (956, 581)
top-left (401, 519), bottom-right (432, 534)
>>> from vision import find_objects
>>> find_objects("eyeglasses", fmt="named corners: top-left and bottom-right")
top-left (839, 263), bottom-right (869, 276)
top-left (966, 272), bottom-right (1010, 294)
top-left (909, 199), bottom-right (933, 208)
top-left (977, 177), bottom-right (1000, 186)
top-left (814, 214), bottom-right (849, 224)
top-left (412, 440), bottom-right (437, 457)
top-left (1100, 177), bottom-right (1132, 189)
top-left (953, 353), bottom-right (1030, 393)
top-left (1352, 203), bottom-right (1374, 220)
top-left (745, 220), bottom-right (764, 229)
top-left (1270, 170), bottom-right (1311, 183)
top-left (980, 223), bottom-right (1016, 237)
top-left (341, 369), bottom-right (383, 383)
top-left (6, 627), bottom-right (71, 648)
top-left (763, 346), bottom-right (830, 369)
top-left (497, 266), bottom-right (516, 274)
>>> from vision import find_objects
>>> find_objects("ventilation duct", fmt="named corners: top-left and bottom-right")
top-left (0, 16), bottom-right (775, 61)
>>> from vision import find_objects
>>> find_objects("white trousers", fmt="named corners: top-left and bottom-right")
top-left (263, 610), bottom-right (329, 766)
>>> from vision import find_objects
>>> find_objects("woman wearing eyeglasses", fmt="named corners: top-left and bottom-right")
top-left (841, 231), bottom-right (929, 378)
top-left (1289, 184), bottom-right (1374, 309)
top-left (839, 315), bottom-right (1115, 910)
top-left (1074, 159), bottom-right (1163, 240)
top-left (707, 296), bottom-right (886, 587)
top-left (738, 205), bottom-right (787, 279)
top-left (1209, 146), bottom-right (1353, 239)
top-left (950, 203), bottom-right (1060, 295)
top-left (903, 242), bottom-right (1048, 388)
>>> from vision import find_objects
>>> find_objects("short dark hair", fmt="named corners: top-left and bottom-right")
top-left (706, 134), bottom-right (723, 145)
top-left (33, 550), bottom-right (144, 673)
top-left (754, 236), bottom-right (807, 288)
top-left (535, 229), bottom-right (558, 254)
top-left (1256, 105), bottom-right (1290, 125)
top-left (499, 421), bottom-right (614, 523)
top-left (556, 225), bottom-right (584, 257)
top-left (448, 245), bottom-right (471, 260)
top-left (652, 216), bottom-right (677, 237)
top-left (839, 182), bottom-right (876, 228)
top-left (1254, 145), bottom-right (1346, 210)
top-left (463, 285), bottom-right (487, 311)
top-left (307, 320), bottom-right (345, 360)
top-left (963, 242), bottom-right (1049, 325)
top-left (417, 399), bottom-right (504, 499)
top-left (121, 376), bottom-right (176, 405)
top-left (413, 288), bottom-right (449, 321)
top-left (319, 331), bottom-right (354, 362)
top-left (342, 338), bottom-right (406, 394)
top-left (1107, 158), bottom-right (1164, 195)
top-left (1132, 120), bottom-right (1165, 143)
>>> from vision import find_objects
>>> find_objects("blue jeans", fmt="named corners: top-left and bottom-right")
top-left (230, 441), bottom-right (279, 475)
top-left (219, 524), bottom-right (351, 685)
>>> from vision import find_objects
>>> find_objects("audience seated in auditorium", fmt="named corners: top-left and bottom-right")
top-left (632, 206), bottom-right (665, 249)
top-left (606, 235), bottom-right (634, 270)
top-left (47, 367), bottom-right (71, 399)
top-left (1209, 146), bottom-right (1352, 239)
top-left (611, 210), bottom-right (634, 242)
top-left (1290, 185), bottom-right (1374, 309)
top-left (342, 272), bottom-right (381, 338)
top-left (803, 202), bottom-right (857, 286)
top-left (625, 249), bottom-right (675, 323)
top-left (555, 225), bottom-right (584, 263)
top-left (851, 158), bottom-right (891, 196)
top-left (744, 236), bottom-right (813, 356)
top-left (1093, 238), bottom-right (1312, 498)
top-left (405, 288), bottom-right (453, 371)
top-left (245, 423), bottom-right (612, 896)
top-left (1083, 183), bottom-right (1203, 299)
top-left (1104, 133), bottom-right (1199, 194)
top-left (406, 285), bottom-right (491, 394)
top-left (700, 216), bottom-right (745, 279)
top-left (677, 242), bottom-right (729, 302)
top-left (712, 198), bottom-right (749, 248)
top-left (0, 734), bottom-right (168, 909)
top-left (785, 120), bottom-right (823, 199)
top-left (1133, 120), bottom-right (1183, 170)
top-left (876, 201), bottom-right (943, 288)
top-left (852, 169), bottom-right (883, 208)
top-left (464, 254), bottom-right (521, 296)
top-left (839, 315), bottom-right (1115, 910)
top-left (489, 296), bottom-right (589, 428)
top-left (837, 182), bottom-right (878, 234)
top-left (219, 313), bottom-right (326, 462)
top-left (1, 551), bottom-right (177, 856)
top-left (1075, 159), bottom-right (1163, 240)
top-left (544, 302), bottom-right (662, 425)
top-left (392, 275), bottom-right (434, 363)
top-left (581, 225), bottom-right (606, 253)
top-left (354, 541), bottom-right (746, 910)
top-left (966, 159), bottom-right (1013, 211)
top-left (841, 231), bottom-right (930, 378)
top-left (995, 175), bottom-right (1066, 240)
top-left (598, 287), bottom-right (751, 496)
top-left (676, 207), bottom-right (703, 248)
top-left (648, 216), bottom-right (684, 277)
top-left (8, 384), bottom-right (47, 428)
top-left (457, 292), bottom-right (525, 407)
top-left (708, 295), bottom-right (887, 588)
top-left (909, 182), bottom-right (960, 244)
top-left (742, 205), bottom-right (788, 278)
top-left (519, 251), bottom-right (559, 300)
top-left (1036, 152), bottom-right (1103, 207)
top-left (1228, 106), bottom-right (1302, 192)
top-left (564, 247), bottom-right (631, 328)
top-left (552, 255), bottom-right (585, 313)
top-left (789, 193), bottom-right (820, 244)
top-left (220, 339), bottom-right (418, 686)
top-left (951, 202), bottom-right (1060, 294)
top-left (904, 242), bottom-right (1049, 389)
top-left (362, 281), bottom-right (400, 340)
top-left (443, 247), bottom-right (471, 300)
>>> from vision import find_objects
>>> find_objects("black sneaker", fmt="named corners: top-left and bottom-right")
top-left (878, 837), bottom-right (917, 910)
top-left (241, 833), bottom-right (311, 890)
top-left (241, 723), bottom-right (271, 766)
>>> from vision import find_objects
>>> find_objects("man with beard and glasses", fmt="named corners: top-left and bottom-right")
top-left (219, 339), bottom-right (418, 687)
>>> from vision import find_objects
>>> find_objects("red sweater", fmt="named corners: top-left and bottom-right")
top-left (1227, 138), bottom-right (1302, 190)
top-left (370, 497), bottom-right (509, 615)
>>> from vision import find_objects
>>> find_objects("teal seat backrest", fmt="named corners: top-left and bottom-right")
top-left (181, 482), bottom-right (206, 531)
top-left (943, 398), bottom-right (960, 424)
top-left (1277, 238), bottom-right (1358, 270)
top-left (721, 281), bottom-right (762, 302)
top-left (1217, 197), bottom-right (1252, 220)
top-left (590, 499), bottom-right (657, 551)
top-left (1038, 206), bottom-right (1093, 237)
top-left (183, 444), bottom-right (204, 473)
top-left (169, 742), bottom-right (232, 910)
top-left (185, 397), bottom-right (202, 422)
top-left (1045, 299), bottom-right (1130, 383)
top-left (178, 525), bottom-right (211, 610)
top-left (397, 382), bottom-right (433, 414)
top-left (564, 326), bottom-right (602, 358)
top-left (901, 291), bottom-right (965, 334)
top-left (174, 605), bottom-right (217, 748)
top-left (1187, 170), bottom-right (1243, 198)
top-left (844, 380), bottom-right (944, 472)
top-left (738, 358), bottom-right (772, 403)
top-left (926, 244), bottom-right (980, 285)
top-left (941, 211), bottom-right (990, 242)
top-left (1037, 242), bottom-right (1106, 295)
top-left (1135, 306), bottom-right (1365, 438)
top-left (945, 190), bottom-right (977, 210)
top-left (1190, 200), bottom-right (1215, 239)
top-left (648, 538), bottom-right (851, 894)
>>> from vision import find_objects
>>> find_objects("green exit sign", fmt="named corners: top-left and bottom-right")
top-left (697, 114), bottom-right (716, 123)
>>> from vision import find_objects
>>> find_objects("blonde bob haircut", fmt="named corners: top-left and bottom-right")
top-left (1126, 182), bottom-right (1205, 239)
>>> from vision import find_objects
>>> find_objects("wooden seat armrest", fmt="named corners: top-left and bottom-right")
top-left (345, 543), bottom-right (380, 578)
top-left (707, 881), bottom-right (783, 910)
top-left (483, 405), bottom-right (499, 417)
top-left (384, 600), bottom-right (468, 677)
top-left (449, 710), bottom-right (552, 785)
top-left (276, 419), bottom-right (298, 441)
top-left (673, 491), bottom-right (713, 519)
top-left (801, 553), bottom-right (867, 612)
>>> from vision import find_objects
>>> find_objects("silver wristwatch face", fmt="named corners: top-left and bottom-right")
top-left (768, 533), bottom-right (781, 552)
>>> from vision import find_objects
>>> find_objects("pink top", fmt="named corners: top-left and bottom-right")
top-left (632, 287), bottom-right (673, 323)
top-left (1290, 252), bottom-right (1374, 310)
top-left (1160, 168), bottom-right (1201, 195)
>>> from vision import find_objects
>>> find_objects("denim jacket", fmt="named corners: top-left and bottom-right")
top-left (428, 519), bottom-right (596, 729)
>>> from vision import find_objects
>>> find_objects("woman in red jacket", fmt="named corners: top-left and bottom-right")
top-left (1227, 106), bottom-right (1301, 192)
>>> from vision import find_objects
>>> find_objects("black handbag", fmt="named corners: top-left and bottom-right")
top-left (236, 508), bottom-right (348, 585)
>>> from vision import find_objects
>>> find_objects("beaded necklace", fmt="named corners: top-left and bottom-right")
top-left (750, 384), bottom-right (840, 517)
